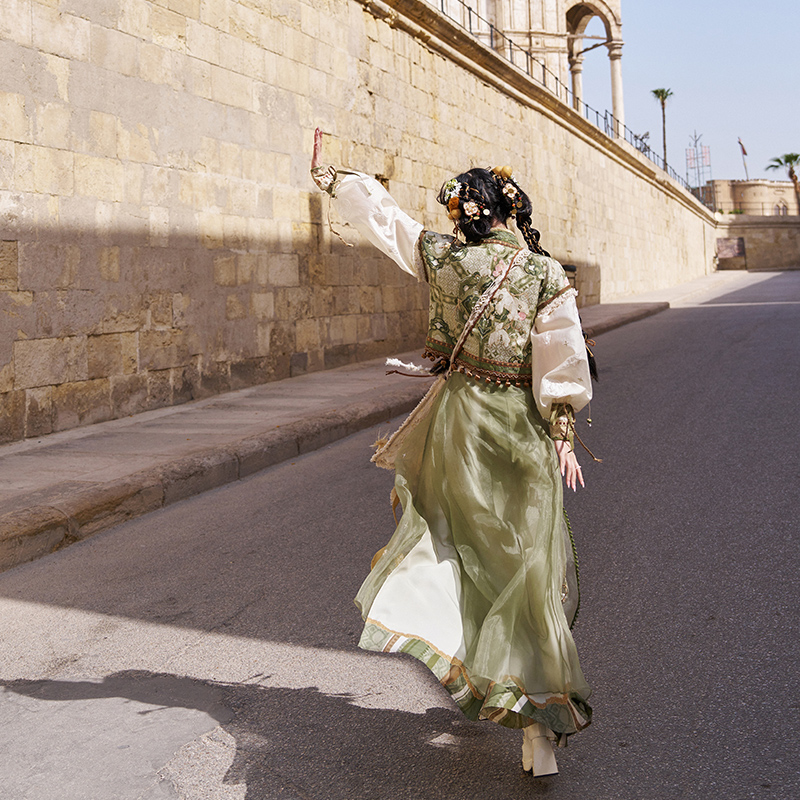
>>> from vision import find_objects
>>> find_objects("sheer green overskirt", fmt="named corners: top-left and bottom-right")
top-left (355, 373), bottom-right (592, 734)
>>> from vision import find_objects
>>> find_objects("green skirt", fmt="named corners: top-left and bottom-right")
top-left (355, 372), bottom-right (592, 737)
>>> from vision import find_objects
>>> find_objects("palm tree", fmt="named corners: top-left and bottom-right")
top-left (765, 153), bottom-right (800, 210)
top-left (651, 88), bottom-right (673, 167)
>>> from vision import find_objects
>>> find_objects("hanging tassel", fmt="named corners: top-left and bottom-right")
top-left (325, 194), bottom-right (353, 248)
top-left (571, 422), bottom-right (603, 463)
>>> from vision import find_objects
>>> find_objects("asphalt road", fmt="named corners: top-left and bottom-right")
top-left (0, 272), bottom-right (798, 800)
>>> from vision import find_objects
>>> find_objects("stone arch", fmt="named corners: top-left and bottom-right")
top-left (565, 0), bottom-right (624, 132)
top-left (566, 1), bottom-right (622, 42)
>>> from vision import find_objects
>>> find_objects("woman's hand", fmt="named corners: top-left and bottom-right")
top-left (311, 127), bottom-right (323, 170)
top-left (555, 439), bottom-right (584, 491)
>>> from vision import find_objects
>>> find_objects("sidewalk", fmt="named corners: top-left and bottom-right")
top-left (0, 270), bottom-right (758, 573)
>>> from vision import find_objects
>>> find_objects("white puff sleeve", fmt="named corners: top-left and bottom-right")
top-left (330, 170), bottom-right (425, 281)
top-left (530, 259), bottom-right (592, 419)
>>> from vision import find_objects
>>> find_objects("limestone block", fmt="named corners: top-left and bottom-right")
top-left (172, 292), bottom-right (190, 327)
top-left (141, 291), bottom-right (172, 329)
top-left (235, 253), bottom-right (256, 284)
top-left (0, 91), bottom-right (32, 143)
top-left (42, 53), bottom-right (70, 101)
top-left (166, 0), bottom-right (200, 20)
top-left (199, 0), bottom-right (232, 34)
top-left (295, 317), bottom-right (320, 352)
top-left (139, 329), bottom-right (189, 371)
top-left (145, 367), bottom-right (171, 409)
top-left (25, 385), bottom-right (54, 437)
top-left (0, 140), bottom-right (13, 186)
top-left (52, 377), bottom-right (112, 431)
top-left (14, 336), bottom-right (88, 389)
top-left (110, 372), bottom-right (147, 416)
top-left (32, 5), bottom-right (90, 60)
top-left (0, 389), bottom-right (25, 443)
top-left (91, 24), bottom-right (138, 76)
top-left (219, 31), bottom-right (244, 73)
top-left (14, 143), bottom-right (74, 195)
top-left (210, 65), bottom-right (253, 111)
top-left (229, 2), bottom-right (266, 46)
top-left (250, 291), bottom-right (274, 320)
top-left (185, 54), bottom-right (212, 99)
top-left (213, 254), bottom-right (236, 286)
top-left (269, 254), bottom-right (299, 287)
top-left (0, 292), bottom-right (34, 365)
top-left (17, 243), bottom-right (78, 292)
top-left (225, 293), bottom-right (247, 320)
top-left (222, 214), bottom-right (246, 250)
top-left (0, 241), bottom-right (18, 291)
top-left (151, 5), bottom-right (186, 51)
top-left (186, 18), bottom-right (219, 62)
top-left (74, 154), bottom-right (123, 201)
top-left (199, 212), bottom-right (225, 249)
top-left (197, 358), bottom-right (230, 398)
top-left (169, 358), bottom-right (198, 404)
top-left (89, 110), bottom-right (119, 157)
top-left (255, 322), bottom-right (273, 357)
top-left (117, 120), bottom-right (156, 163)
top-left (149, 205), bottom-right (170, 247)
top-left (33, 101), bottom-right (70, 149)
top-left (87, 332), bottom-right (137, 378)
top-left (95, 246), bottom-right (120, 283)
top-left (0, 360), bottom-right (13, 394)
top-left (0, 0), bottom-right (32, 47)
top-left (118, 0), bottom-right (150, 39)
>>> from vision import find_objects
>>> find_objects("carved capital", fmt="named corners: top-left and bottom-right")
top-left (606, 39), bottom-right (624, 60)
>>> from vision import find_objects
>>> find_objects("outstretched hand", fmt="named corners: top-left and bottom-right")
top-left (555, 439), bottom-right (584, 491)
top-left (311, 127), bottom-right (323, 170)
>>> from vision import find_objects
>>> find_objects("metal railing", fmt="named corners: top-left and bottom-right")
top-left (436, 0), bottom-right (697, 197)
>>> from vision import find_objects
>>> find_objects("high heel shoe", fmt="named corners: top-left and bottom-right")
top-left (521, 723), bottom-right (559, 777)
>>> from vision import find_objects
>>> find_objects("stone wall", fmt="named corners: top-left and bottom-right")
top-left (0, 0), bottom-right (715, 444)
top-left (715, 216), bottom-right (800, 270)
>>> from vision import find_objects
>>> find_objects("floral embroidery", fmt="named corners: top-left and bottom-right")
top-left (419, 231), bottom-right (573, 386)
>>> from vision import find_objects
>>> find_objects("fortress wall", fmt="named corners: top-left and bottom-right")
top-left (0, 0), bottom-right (715, 444)
top-left (716, 216), bottom-right (800, 270)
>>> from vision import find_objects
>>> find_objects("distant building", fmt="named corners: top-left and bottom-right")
top-left (709, 179), bottom-right (798, 216)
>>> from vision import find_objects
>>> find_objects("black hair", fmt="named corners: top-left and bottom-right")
top-left (436, 168), bottom-right (550, 256)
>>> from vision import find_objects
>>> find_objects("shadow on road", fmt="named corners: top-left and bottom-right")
top-left (1, 670), bottom-right (552, 800)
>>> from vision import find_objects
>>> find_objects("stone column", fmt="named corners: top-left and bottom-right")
top-left (569, 53), bottom-right (584, 112)
top-left (607, 40), bottom-right (625, 137)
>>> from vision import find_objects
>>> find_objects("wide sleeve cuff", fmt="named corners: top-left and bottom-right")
top-left (548, 403), bottom-right (575, 449)
top-left (330, 170), bottom-right (425, 280)
top-left (531, 260), bottom-right (592, 418)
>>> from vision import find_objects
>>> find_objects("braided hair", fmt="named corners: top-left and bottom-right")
top-left (437, 167), bottom-right (550, 257)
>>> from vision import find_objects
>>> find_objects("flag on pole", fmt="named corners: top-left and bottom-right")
top-left (738, 138), bottom-right (748, 157)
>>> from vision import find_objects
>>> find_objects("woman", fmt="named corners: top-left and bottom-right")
top-left (311, 129), bottom-right (593, 777)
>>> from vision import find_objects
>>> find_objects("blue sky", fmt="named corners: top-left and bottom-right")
top-left (579, 0), bottom-right (799, 184)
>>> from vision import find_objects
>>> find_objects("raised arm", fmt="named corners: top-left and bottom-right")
top-left (311, 128), bottom-right (424, 280)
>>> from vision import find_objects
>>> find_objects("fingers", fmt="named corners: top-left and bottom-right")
top-left (564, 453), bottom-right (584, 492)
top-left (311, 127), bottom-right (322, 168)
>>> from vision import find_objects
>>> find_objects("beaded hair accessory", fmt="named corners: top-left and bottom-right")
top-left (441, 177), bottom-right (492, 222)
top-left (490, 165), bottom-right (526, 216)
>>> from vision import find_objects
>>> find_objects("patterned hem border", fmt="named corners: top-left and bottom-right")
top-left (359, 619), bottom-right (592, 734)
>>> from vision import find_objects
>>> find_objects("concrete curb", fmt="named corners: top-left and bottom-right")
top-left (582, 302), bottom-right (669, 338)
top-left (0, 383), bottom-right (428, 574)
top-left (0, 300), bottom-right (671, 574)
